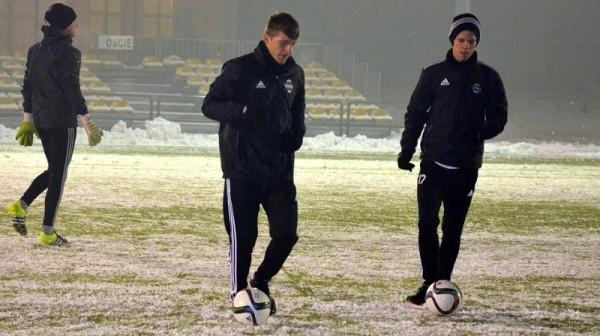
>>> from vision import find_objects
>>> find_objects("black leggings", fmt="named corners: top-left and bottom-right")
top-left (416, 160), bottom-right (478, 283)
top-left (21, 127), bottom-right (76, 233)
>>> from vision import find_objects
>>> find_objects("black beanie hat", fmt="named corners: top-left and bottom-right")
top-left (449, 13), bottom-right (480, 44)
top-left (45, 3), bottom-right (77, 30)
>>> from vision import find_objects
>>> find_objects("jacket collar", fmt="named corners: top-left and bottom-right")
top-left (445, 49), bottom-right (478, 71)
top-left (254, 40), bottom-right (295, 74)
top-left (41, 25), bottom-right (72, 45)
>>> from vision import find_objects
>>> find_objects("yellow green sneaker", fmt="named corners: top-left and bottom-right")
top-left (7, 201), bottom-right (27, 236)
top-left (39, 231), bottom-right (68, 246)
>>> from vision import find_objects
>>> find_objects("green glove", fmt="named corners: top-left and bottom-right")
top-left (84, 122), bottom-right (103, 146)
top-left (15, 122), bottom-right (39, 147)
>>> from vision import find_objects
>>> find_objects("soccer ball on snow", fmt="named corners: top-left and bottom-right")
top-left (424, 280), bottom-right (463, 315)
top-left (232, 288), bottom-right (271, 326)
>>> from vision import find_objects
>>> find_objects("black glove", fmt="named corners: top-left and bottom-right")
top-left (397, 152), bottom-right (415, 172)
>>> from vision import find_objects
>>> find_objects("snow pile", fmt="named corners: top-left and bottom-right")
top-left (1, 118), bottom-right (599, 159)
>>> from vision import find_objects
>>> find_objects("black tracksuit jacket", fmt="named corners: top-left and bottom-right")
top-left (22, 25), bottom-right (88, 128)
top-left (400, 50), bottom-right (507, 168)
top-left (202, 41), bottom-right (306, 181)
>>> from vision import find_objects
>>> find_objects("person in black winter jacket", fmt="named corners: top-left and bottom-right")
top-left (202, 12), bottom-right (305, 316)
top-left (7, 3), bottom-right (103, 246)
top-left (399, 13), bottom-right (507, 306)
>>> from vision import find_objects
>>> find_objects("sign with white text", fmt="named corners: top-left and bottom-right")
top-left (98, 35), bottom-right (134, 50)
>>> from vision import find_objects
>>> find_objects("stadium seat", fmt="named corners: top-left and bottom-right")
top-left (198, 83), bottom-right (210, 95)
top-left (371, 108), bottom-right (393, 121)
top-left (99, 55), bottom-right (125, 67)
top-left (87, 82), bottom-right (112, 93)
top-left (328, 106), bottom-right (344, 119)
top-left (0, 71), bottom-right (10, 78)
top-left (323, 89), bottom-right (343, 101)
top-left (13, 51), bottom-right (26, 61)
top-left (330, 80), bottom-right (351, 90)
top-left (0, 96), bottom-right (20, 111)
top-left (0, 78), bottom-right (20, 91)
top-left (82, 54), bottom-right (101, 65)
top-left (319, 71), bottom-right (337, 80)
top-left (87, 99), bottom-right (112, 113)
top-left (111, 99), bottom-right (134, 113)
top-left (185, 58), bottom-right (203, 68)
top-left (350, 107), bottom-right (372, 120)
top-left (2, 60), bottom-right (24, 70)
top-left (308, 106), bottom-right (330, 120)
top-left (10, 69), bottom-right (25, 80)
top-left (196, 66), bottom-right (216, 75)
top-left (306, 88), bottom-right (323, 100)
top-left (344, 89), bottom-right (367, 102)
top-left (187, 75), bottom-right (207, 86)
top-left (204, 58), bottom-right (223, 69)
top-left (6, 91), bottom-right (21, 99)
top-left (311, 79), bottom-right (332, 90)
top-left (175, 66), bottom-right (195, 78)
top-left (142, 56), bottom-right (163, 68)
top-left (304, 69), bottom-right (320, 80)
top-left (0, 50), bottom-right (12, 60)
top-left (163, 55), bottom-right (185, 66)
top-left (80, 70), bottom-right (101, 82)
top-left (305, 62), bottom-right (326, 72)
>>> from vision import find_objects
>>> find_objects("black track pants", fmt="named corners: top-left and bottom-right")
top-left (223, 178), bottom-right (298, 298)
top-left (416, 160), bottom-right (478, 283)
top-left (21, 127), bottom-right (76, 232)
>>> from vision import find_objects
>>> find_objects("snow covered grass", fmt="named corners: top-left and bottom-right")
top-left (0, 146), bottom-right (599, 335)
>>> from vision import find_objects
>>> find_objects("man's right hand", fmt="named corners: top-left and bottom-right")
top-left (397, 152), bottom-right (415, 172)
top-left (15, 121), bottom-right (39, 147)
top-left (242, 104), bottom-right (261, 123)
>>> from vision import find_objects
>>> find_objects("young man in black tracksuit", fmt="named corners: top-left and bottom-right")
top-left (398, 13), bottom-right (507, 306)
top-left (7, 3), bottom-right (103, 246)
top-left (202, 13), bottom-right (305, 315)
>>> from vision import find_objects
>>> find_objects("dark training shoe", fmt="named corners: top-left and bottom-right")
top-left (405, 282), bottom-right (430, 307)
top-left (250, 278), bottom-right (276, 316)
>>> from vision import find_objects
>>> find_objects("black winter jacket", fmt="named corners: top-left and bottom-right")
top-left (202, 41), bottom-right (306, 181)
top-left (22, 26), bottom-right (88, 128)
top-left (400, 50), bottom-right (507, 168)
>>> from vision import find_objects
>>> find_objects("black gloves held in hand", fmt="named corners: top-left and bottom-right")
top-left (397, 152), bottom-right (415, 172)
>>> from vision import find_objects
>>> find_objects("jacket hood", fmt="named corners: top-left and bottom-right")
top-left (254, 40), bottom-right (295, 74)
top-left (41, 25), bottom-right (72, 45)
top-left (445, 49), bottom-right (478, 71)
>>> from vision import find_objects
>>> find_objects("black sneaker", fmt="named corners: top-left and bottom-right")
top-left (250, 278), bottom-right (276, 316)
top-left (405, 282), bottom-right (431, 307)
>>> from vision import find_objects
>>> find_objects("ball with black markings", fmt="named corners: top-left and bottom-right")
top-left (232, 288), bottom-right (271, 326)
top-left (424, 280), bottom-right (463, 315)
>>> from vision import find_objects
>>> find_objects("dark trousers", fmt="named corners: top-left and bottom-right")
top-left (416, 160), bottom-right (478, 283)
top-left (21, 127), bottom-right (76, 232)
top-left (223, 177), bottom-right (298, 298)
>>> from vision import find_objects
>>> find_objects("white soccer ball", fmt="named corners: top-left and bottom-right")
top-left (424, 280), bottom-right (463, 315)
top-left (232, 288), bottom-right (271, 326)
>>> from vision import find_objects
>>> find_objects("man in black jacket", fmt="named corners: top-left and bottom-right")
top-left (398, 13), bottom-right (507, 306)
top-left (202, 12), bottom-right (305, 315)
top-left (6, 3), bottom-right (103, 246)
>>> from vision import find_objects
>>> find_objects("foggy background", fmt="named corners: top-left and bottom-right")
top-left (0, 0), bottom-right (598, 142)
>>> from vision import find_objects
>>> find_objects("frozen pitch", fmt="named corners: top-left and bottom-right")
top-left (1, 146), bottom-right (599, 335)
